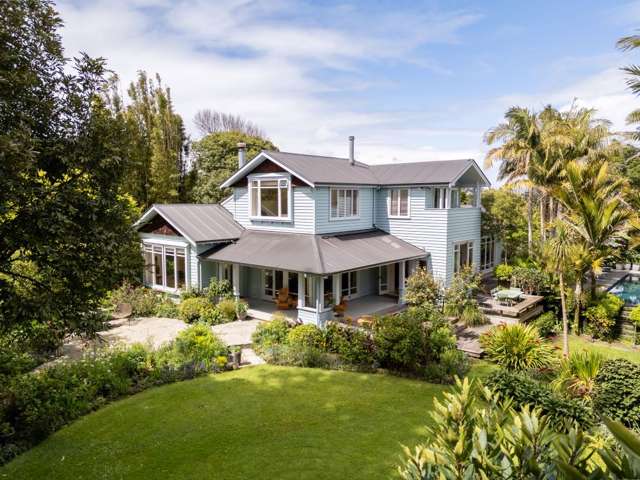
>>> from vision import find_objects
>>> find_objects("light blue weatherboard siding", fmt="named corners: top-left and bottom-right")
top-left (375, 187), bottom-right (447, 282)
top-left (223, 186), bottom-right (315, 233)
top-left (446, 207), bottom-right (481, 284)
top-left (314, 187), bottom-right (375, 234)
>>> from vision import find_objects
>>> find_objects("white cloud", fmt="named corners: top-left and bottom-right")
top-left (55, 1), bottom-right (640, 189)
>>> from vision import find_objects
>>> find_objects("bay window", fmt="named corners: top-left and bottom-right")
top-left (388, 188), bottom-right (409, 217)
top-left (453, 241), bottom-right (474, 273)
top-left (249, 176), bottom-right (290, 219)
top-left (330, 188), bottom-right (359, 219)
top-left (143, 244), bottom-right (186, 290)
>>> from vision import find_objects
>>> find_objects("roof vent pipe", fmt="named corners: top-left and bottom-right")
top-left (237, 142), bottom-right (246, 169)
top-left (348, 135), bottom-right (355, 165)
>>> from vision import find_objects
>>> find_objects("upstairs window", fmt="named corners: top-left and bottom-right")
top-left (249, 176), bottom-right (290, 220)
top-left (450, 188), bottom-right (460, 208)
top-left (388, 188), bottom-right (409, 217)
top-left (330, 188), bottom-right (359, 219)
top-left (432, 187), bottom-right (447, 209)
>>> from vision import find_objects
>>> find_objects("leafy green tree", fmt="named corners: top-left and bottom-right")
top-left (105, 72), bottom-right (190, 207)
top-left (404, 267), bottom-right (442, 307)
top-left (481, 187), bottom-right (529, 262)
top-left (191, 131), bottom-right (277, 203)
top-left (0, 0), bottom-right (142, 343)
top-left (399, 377), bottom-right (640, 480)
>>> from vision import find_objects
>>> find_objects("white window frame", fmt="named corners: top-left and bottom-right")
top-left (388, 188), bottom-right (410, 218)
top-left (450, 188), bottom-right (460, 208)
top-left (248, 173), bottom-right (292, 222)
top-left (480, 236), bottom-right (495, 271)
top-left (453, 241), bottom-right (474, 273)
top-left (430, 187), bottom-right (447, 209)
top-left (329, 188), bottom-right (360, 220)
top-left (341, 271), bottom-right (358, 299)
top-left (142, 242), bottom-right (187, 292)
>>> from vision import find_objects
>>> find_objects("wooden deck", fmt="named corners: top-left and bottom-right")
top-left (478, 294), bottom-right (544, 322)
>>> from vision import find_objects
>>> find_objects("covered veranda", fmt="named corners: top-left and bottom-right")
top-left (200, 229), bottom-right (427, 325)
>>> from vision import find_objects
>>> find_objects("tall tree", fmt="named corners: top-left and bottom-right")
top-left (105, 72), bottom-right (189, 207)
top-left (481, 187), bottom-right (529, 262)
top-left (484, 107), bottom-right (544, 253)
top-left (191, 131), bottom-right (277, 203)
top-left (544, 221), bottom-right (575, 356)
top-left (617, 33), bottom-right (640, 141)
top-left (193, 109), bottom-right (265, 138)
top-left (0, 0), bottom-right (141, 342)
top-left (553, 160), bottom-right (632, 298)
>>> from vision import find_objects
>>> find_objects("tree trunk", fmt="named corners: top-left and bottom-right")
top-left (574, 280), bottom-right (583, 334)
top-left (527, 189), bottom-right (533, 255)
top-left (590, 269), bottom-right (597, 299)
top-left (560, 272), bottom-right (569, 357)
top-left (540, 192), bottom-right (546, 242)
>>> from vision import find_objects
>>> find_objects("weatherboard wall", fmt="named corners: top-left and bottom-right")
top-left (224, 186), bottom-right (315, 233)
top-left (314, 187), bottom-right (375, 234)
top-left (374, 187), bottom-right (448, 283)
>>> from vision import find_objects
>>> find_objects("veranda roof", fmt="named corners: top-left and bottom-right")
top-left (201, 229), bottom-right (426, 275)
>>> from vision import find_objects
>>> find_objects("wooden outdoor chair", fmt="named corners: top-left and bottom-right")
top-left (333, 298), bottom-right (347, 316)
top-left (276, 288), bottom-right (291, 310)
top-left (111, 303), bottom-right (132, 324)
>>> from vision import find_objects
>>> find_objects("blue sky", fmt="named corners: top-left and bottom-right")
top-left (58, 0), bottom-right (640, 183)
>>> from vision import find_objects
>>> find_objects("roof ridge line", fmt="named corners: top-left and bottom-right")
top-left (311, 234), bottom-right (326, 275)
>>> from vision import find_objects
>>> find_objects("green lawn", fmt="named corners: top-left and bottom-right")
top-left (553, 334), bottom-right (640, 363)
top-left (0, 365), bottom-right (464, 480)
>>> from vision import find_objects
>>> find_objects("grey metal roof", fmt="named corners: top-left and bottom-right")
top-left (223, 150), bottom-right (489, 187)
top-left (143, 204), bottom-right (244, 243)
top-left (203, 229), bottom-right (426, 275)
top-left (265, 151), bottom-right (380, 185)
top-left (369, 159), bottom-right (475, 185)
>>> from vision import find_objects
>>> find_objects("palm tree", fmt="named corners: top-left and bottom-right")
top-left (544, 221), bottom-right (574, 356)
top-left (617, 33), bottom-right (640, 141)
top-left (554, 160), bottom-right (632, 298)
top-left (485, 107), bottom-right (542, 254)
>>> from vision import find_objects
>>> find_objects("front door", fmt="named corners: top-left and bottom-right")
top-left (379, 263), bottom-right (396, 295)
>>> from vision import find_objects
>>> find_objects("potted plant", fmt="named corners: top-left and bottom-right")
top-left (236, 299), bottom-right (248, 321)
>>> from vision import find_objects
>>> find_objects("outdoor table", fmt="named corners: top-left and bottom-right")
top-left (494, 288), bottom-right (523, 304)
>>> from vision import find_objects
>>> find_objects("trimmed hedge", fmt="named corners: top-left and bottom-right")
top-left (593, 359), bottom-right (640, 430)
top-left (486, 370), bottom-right (595, 431)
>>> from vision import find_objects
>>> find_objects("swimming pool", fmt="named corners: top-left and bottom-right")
top-left (609, 275), bottom-right (640, 305)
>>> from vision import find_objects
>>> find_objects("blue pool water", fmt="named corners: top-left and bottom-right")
top-left (610, 275), bottom-right (640, 305)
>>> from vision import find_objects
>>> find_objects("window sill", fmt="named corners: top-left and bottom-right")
top-left (148, 284), bottom-right (182, 294)
top-left (387, 215), bottom-right (411, 219)
top-left (249, 216), bottom-right (292, 223)
top-left (329, 215), bottom-right (360, 222)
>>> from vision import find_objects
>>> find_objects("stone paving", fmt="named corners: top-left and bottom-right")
top-left (59, 317), bottom-right (265, 366)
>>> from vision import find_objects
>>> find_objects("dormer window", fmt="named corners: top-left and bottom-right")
top-left (249, 174), bottom-right (291, 220)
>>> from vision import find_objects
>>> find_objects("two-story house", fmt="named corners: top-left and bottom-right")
top-left (134, 138), bottom-right (494, 326)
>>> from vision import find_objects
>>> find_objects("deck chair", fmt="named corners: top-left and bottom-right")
top-left (333, 298), bottom-right (348, 316)
top-left (112, 303), bottom-right (132, 321)
top-left (276, 288), bottom-right (291, 310)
